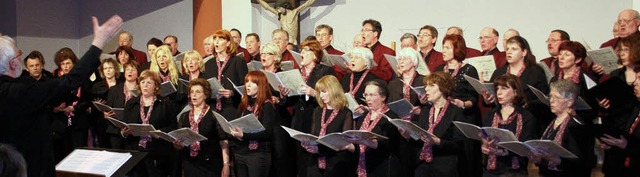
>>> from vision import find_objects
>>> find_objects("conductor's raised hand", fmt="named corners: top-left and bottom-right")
top-left (91, 15), bottom-right (123, 49)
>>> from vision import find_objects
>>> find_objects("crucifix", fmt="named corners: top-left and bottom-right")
top-left (256, 0), bottom-right (316, 45)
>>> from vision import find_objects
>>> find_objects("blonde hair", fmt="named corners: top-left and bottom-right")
top-left (150, 45), bottom-right (180, 84)
top-left (260, 42), bottom-right (282, 68)
top-left (315, 75), bottom-right (347, 109)
top-left (182, 50), bottom-right (205, 72)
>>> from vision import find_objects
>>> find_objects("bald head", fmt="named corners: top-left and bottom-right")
top-left (502, 29), bottom-right (520, 51)
top-left (617, 9), bottom-right (640, 37)
top-left (446, 26), bottom-right (463, 36)
top-left (479, 27), bottom-right (499, 51)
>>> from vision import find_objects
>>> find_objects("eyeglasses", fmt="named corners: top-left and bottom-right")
top-left (545, 39), bottom-right (561, 43)
top-left (261, 52), bottom-right (276, 56)
top-left (617, 18), bottom-right (638, 25)
top-left (361, 29), bottom-right (374, 33)
top-left (12, 50), bottom-right (22, 60)
top-left (417, 33), bottom-right (432, 38)
top-left (478, 36), bottom-right (493, 40)
top-left (363, 93), bottom-right (379, 98)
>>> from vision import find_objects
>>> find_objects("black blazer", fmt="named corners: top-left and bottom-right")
top-left (538, 116), bottom-right (596, 177)
top-left (387, 73), bottom-right (425, 106)
top-left (232, 101), bottom-right (277, 153)
top-left (411, 104), bottom-right (465, 166)
top-left (308, 107), bottom-right (355, 176)
top-left (285, 64), bottom-right (335, 133)
top-left (341, 70), bottom-right (381, 105)
top-left (481, 105), bottom-right (537, 174)
top-left (123, 97), bottom-right (179, 157)
top-left (354, 110), bottom-right (401, 174)
top-left (177, 110), bottom-right (226, 162)
top-left (204, 56), bottom-right (249, 108)
top-left (602, 102), bottom-right (640, 176)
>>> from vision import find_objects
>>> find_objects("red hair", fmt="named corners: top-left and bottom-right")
top-left (442, 34), bottom-right (467, 62)
top-left (238, 71), bottom-right (273, 117)
top-left (212, 29), bottom-right (238, 55)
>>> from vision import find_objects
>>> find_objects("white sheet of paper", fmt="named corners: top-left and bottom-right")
top-left (463, 55), bottom-right (496, 82)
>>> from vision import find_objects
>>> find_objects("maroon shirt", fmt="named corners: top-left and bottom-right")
top-left (482, 48), bottom-right (507, 68)
top-left (421, 49), bottom-right (445, 73)
top-left (237, 46), bottom-right (251, 63)
top-left (282, 50), bottom-right (299, 69)
top-left (466, 48), bottom-right (482, 59)
top-left (369, 41), bottom-right (394, 81)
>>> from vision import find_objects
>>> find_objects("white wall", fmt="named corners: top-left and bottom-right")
top-left (222, 0), bottom-right (252, 47)
top-left (240, 0), bottom-right (632, 61)
top-left (17, 0), bottom-right (193, 71)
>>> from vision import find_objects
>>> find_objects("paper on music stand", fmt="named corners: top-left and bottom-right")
top-left (56, 149), bottom-right (132, 177)
top-left (464, 74), bottom-right (494, 95)
top-left (452, 121), bottom-right (518, 142)
top-left (587, 47), bottom-right (619, 75)
top-left (528, 85), bottom-right (550, 106)
top-left (149, 128), bottom-right (208, 146)
top-left (207, 78), bottom-right (224, 97)
top-left (281, 61), bottom-right (295, 71)
top-left (388, 99), bottom-right (415, 117)
top-left (159, 81), bottom-right (177, 97)
top-left (463, 55), bottom-right (496, 82)
top-left (498, 140), bottom-right (578, 158)
top-left (213, 111), bottom-right (265, 134)
top-left (261, 69), bottom-right (306, 97)
top-left (537, 62), bottom-right (554, 82)
top-left (247, 61), bottom-right (264, 72)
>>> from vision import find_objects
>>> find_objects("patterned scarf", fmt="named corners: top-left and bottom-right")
top-left (487, 109), bottom-right (523, 170)
top-left (188, 104), bottom-right (209, 157)
top-left (356, 105), bottom-right (389, 177)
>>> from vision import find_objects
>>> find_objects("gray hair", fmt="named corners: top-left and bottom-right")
top-left (397, 47), bottom-right (420, 69)
top-left (260, 42), bottom-right (282, 66)
top-left (0, 35), bottom-right (17, 76)
top-left (348, 47), bottom-right (374, 69)
top-left (550, 79), bottom-right (580, 101)
top-left (119, 31), bottom-right (133, 41)
top-left (400, 33), bottom-right (417, 44)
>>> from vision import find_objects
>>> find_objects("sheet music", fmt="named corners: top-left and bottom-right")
top-left (342, 130), bottom-right (388, 140)
top-left (112, 108), bottom-right (124, 120)
top-left (207, 78), bottom-right (224, 97)
top-left (280, 61), bottom-right (295, 71)
top-left (528, 85), bottom-right (550, 106)
top-left (203, 55), bottom-right (215, 63)
top-left (498, 140), bottom-right (578, 158)
top-left (177, 105), bottom-right (191, 121)
top-left (277, 70), bottom-right (306, 96)
top-left (584, 73), bottom-right (597, 89)
top-left (159, 81), bottom-right (177, 97)
top-left (463, 55), bottom-right (496, 82)
top-left (384, 54), bottom-right (400, 75)
top-left (213, 111), bottom-right (265, 134)
top-left (106, 117), bottom-right (127, 129)
top-left (128, 124), bottom-right (156, 136)
top-left (537, 62), bottom-right (554, 82)
top-left (328, 54), bottom-right (349, 70)
top-left (587, 47), bottom-right (620, 75)
top-left (464, 74), bottom-right (494, 95)
top-left (344, 93), bottom-right (362, 118)
top-left (290, 50), bottom-right (303, 67)
top-left (247, 61), bottom-right (264, 72)
top-left (453, 121), bottom-right (518, 142)
top-left (100, 53), bottom-right (116, 61)
top-left (150, 128), bottom-right (208, 146)
top-left (388, 99), bottom-right (414, 117)
top-left (56, 149), bottom-right (132, 177)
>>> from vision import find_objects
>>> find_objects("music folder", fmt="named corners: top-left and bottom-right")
top-left (56, 148), bottom-right (147, 177)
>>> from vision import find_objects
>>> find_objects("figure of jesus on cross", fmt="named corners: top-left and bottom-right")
top-left (257, 0), bottom-right (316, 45)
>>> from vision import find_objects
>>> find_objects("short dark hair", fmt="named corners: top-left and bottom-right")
top-left (419, 25), bottom-right (439, 46)
top-left (315, 24), bottom-right (334, 35)
top-left (246, 33), bottom-right (261, 42)
top-left (23, 50), bottom-right (45, 67)
top-left (558, 41), bottom-right (587, 66)
top-left (551, 29), bottom-right (571, 41)
top-left (147, 38), bottom-right (163, 47)
top-left (442, 34), bottom-right (467, 62)
top-left (189, 78), bottom-right (212, 99)
top-left (365, 80), bottom-right (389, 100)
top-left (54, 47), bottom-right (78, 67)
top-left (115, 46), bottom-right (136, 64)
top-left (230, 28), bottom-right (242, 38)
top-left (362, 19), bottom-right (382, 38)
top-left (493, 74), bottom-right (526, 106)
top-left (0, 144), bottom-right (27, 177)
top-left (164, 35), bottom-right (178, 43)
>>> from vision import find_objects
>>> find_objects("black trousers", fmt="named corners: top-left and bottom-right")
top-left (144, 155), bottom-right (176, 177)
top-left (234, 151), bottom-right (271, 177)
top-left (182, 158), bottom-right (222, 177)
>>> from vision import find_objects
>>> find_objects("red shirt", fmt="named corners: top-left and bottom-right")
top-left (421, 49), bottom-right (445, 73)
top-left (237, 46), bottom-right (251, 63)
top-left (369, 41), bottom-right (394, 81)
top-left (482, 48), bottom-right (507, 68)
top-left (281, 50), bottom-right (299, 69)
